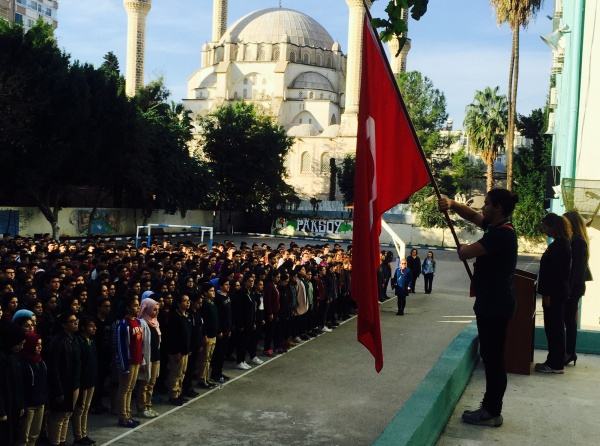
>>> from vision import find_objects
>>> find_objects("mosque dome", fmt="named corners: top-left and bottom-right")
top-left (219, 8), bottom-right (335, 50)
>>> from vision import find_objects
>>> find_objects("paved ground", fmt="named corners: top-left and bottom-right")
top-left (438, 351), bottom-right (600, 446)
top-left (85, 238), bottom-right (541, 446)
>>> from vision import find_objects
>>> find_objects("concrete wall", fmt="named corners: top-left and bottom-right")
top-left (0, 207), bottom-right (223, 238)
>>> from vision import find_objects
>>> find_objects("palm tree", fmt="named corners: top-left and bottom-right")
top-left (490, 0), bottom-right (544, 191)
top-left (464, 87), bottom-right (508, 192)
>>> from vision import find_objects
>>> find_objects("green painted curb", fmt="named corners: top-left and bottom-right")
top-left (373, 323), bottom-right (479, 446)
top-left (534, 327), bottom-right (600, 354)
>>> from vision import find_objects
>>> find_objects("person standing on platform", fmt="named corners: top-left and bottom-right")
top-left (438, 189), bottom-right (518, 427)
top-left (422, 251), bottom-right (436, 294)
top-left (562, 211), bottom-right (592, 367)
top-left (535, 213), bottom-right (572, 374)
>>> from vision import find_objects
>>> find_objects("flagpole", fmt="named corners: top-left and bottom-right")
top-left (363, 6), bottom-right (473, 280)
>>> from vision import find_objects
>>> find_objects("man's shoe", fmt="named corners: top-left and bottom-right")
top-left (221, 373), bottom-right (231, 381)
top-left (143, 409), bottom-right (158, 418)
top-left (534, 362), bottom-right (564, 374)
top-left (198, 380), bottom-right (215, 389)
top-left (250, 356), bottom-right (264, 365)
top-left (396, 311), bottom-right (404, 315)
top-left (461, 408), bottom-right (503, 427)
top-left (118, 418), bottom-right (137, 428)
top-left (263, 349), bottom-right (274, 357)
top-left (321, 326), bottom-right (332, 333)
top-left (131, 418), bottom-right (141, 426)
top-left (168, 397), bottom-right (184, 406)
top-left (236, 362), bottom-right (250, 370)
top-left (184, 389), bottom-right (199, 398)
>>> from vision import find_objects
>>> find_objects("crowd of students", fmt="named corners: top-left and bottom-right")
top-left (0, 237), bottom-right (357, 446)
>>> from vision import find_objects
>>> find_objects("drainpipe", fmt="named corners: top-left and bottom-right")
top-left (565, 0), bottom-right (586, 181)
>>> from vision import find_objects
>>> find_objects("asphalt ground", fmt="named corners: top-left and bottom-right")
top-left (85, 238), bottom-right (540, 446)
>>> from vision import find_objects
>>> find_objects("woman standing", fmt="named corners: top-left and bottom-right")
top-left (406, 249), bottom-right (421, 293)
top-left (422, 251), bottom-right (436, 294)
top-left (563, 211), bottom-right (592, 366)
top-left (535, 213), bottom-right (572, 374)
top-left (137, 298), bottom-right (161, 417)
top-left (72, 316), bottom-right (97, 445)
top-left (19, 332), bottom-right (47, 446)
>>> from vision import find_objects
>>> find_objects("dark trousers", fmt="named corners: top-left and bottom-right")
top-left (91, 352), bottom-right (111, 408)
top-left (263, 319), bottom-right (276, 351)
top-left (317, 300), bottom-right (329, 328)
top-left (423, 273), bottom-right (434, 293)
top-left (409, 273), bottom-right (419, 292)
top-left (211, 335), bottom-right (229, 379)
top-left (235, 327), bottom-right (257, 363)
top-left (476, 315), bottom-right (510, 416)
top-left (275, 316), bottom-right (289, 349)
top-left (543, 297), bottom-right (566, 369)
top-left (396, 290), bottom-right (407, 313)
top-left (564, 296), bottom-right (581, 356)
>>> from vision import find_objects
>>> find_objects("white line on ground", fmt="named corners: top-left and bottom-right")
top-left (101, 313), bottom-right (358, 446)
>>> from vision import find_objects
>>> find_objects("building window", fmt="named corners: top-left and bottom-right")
top-left (301, 152), bottom-right (311, 173)
top-left (16, 0), bottom-right (26, 5)
top-left (45, 7), bottom-right (52, 16)
top-left (243, 89), bottom-right (248, 99)
top-left (299, 118), bottom-right (303, 124)
top-left (258, 46), bottom-right (266, 61)
top-left (309, 91), bottom-right (314, 99)
top-left (234, 91), bottom-right (239, 100)
top-left (316, 54), bottom-right (322, 66)
top-left (326, 57), bottom-right (332, 68)
top-left (319, 92), bottom-right (323, 99)
top-left (309, 118), bottom-right (312, 124)
top-left (320, 153), bottom-right (331, 174)
top-left (15, 13), bottom-right (23, 24)
top-left (330, 114), bottom-right (337, 125)
top-left (272, 45), bottom-right (280, 61)
top-left (289, 51), bottom-right (296, 62)
top-left (303, 53), bottom-right (309, 64)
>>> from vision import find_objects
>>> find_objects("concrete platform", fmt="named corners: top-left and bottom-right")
top-left (438, 351), bottom-right (600, 445)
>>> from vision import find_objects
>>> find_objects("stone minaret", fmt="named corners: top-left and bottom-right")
top-left (212, 0), bottom-right (228, 42)
top-left (387, 8), bottom-right (411, 76)
top-left (124, 0), bottom-right (151, 97)
top-left (340, 0), bottom-right (371, 136)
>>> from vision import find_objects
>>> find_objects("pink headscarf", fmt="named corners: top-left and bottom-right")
top-left (138, 298), bottom-right (160, 336)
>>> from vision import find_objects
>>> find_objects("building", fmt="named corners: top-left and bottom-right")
top-left (182, 1), bottom-right (406, 200)
top-left (544, 0), bottom-right (599, 330)
top-left (123, 0), bottom-right (151, 97)
top-left (2, 0), bottom-right (58, 30)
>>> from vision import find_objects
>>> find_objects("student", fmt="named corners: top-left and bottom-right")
top-left (392, 259), bottom-right (411, 315)
top-left (182, 294), bottom-right (203, 398)
top-left (19, 332), bottom-right (47, 446)
top-left (90, 297), bottom-right (112, 414)
top-left (199, 283), bottom-right (218, 388)
top-left (73, 316), bottom-right (98, 445)
top-left (113, 297), bottom-right (150, 427)
top-left (232, 275), bottom-right (261, 369)
top-left (422, 251), bottom-right (436, 294)
top-left (212, 278), bottom-right (232, 383)
top-left (166, 294), bottom-right (192, 405)
top-left (0, 321), bottom-right (26, 446)
top-left (47, 312), bottom-right (82, 446)
top-left (137, 298), bottom-right (161, 418)
top-left (262, 272), bottom-right (281, 356)
top-left (406, 249), bottom-right (421, 293)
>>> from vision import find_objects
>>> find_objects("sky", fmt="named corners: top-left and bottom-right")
top-left (55, 0), bottom-right (555, 128)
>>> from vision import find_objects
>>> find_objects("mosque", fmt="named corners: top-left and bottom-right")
top-left (124, 0), bottom-right (410, 199)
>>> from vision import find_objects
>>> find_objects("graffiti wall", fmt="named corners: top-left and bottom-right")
top-left (273, 217), bottom-right (353, 238)
top-left (72, 209), bottom-right (122, 235)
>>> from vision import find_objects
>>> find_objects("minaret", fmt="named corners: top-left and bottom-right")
top-left (340, 0), bottom-right (371, 136)
top-left (387, 8), bottom-right (411, 76)
top-left (124, 0), bottom-right (151, 97)
top-left (212, 0), bottom-right (228, 42)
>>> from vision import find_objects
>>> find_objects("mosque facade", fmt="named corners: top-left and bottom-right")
top-left (177, 1), bottom-right (409, 199)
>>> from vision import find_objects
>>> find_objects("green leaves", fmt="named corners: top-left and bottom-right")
top-left (371, 0), bottom-right (429, 50)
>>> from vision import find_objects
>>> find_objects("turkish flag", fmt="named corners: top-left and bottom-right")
top-left (352, 15), bottom-right (430, 372)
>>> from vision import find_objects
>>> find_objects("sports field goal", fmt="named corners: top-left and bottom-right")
top-left (135, 224), bottom-right (213, 248)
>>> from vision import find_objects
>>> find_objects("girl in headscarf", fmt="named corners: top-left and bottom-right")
top-left (19, 332), bottom-right (48, 446)
top-left (137, 298), bottom-right (161, 418)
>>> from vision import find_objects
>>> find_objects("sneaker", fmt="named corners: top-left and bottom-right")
top-left (321, 326), bottom-right (332, 333)
top-left (534, 363), bottom-right (564, 374)
top-left (461, 408), bottom-right (503, 427)
top-left (118, 418), bottom-right (137, 428)
top-left (198, 380), bottom-right (215, 389)
top-left (293, 336), bottom-right (303, 343)
top-left (251, 356), bottom-right (264, 365)
top-left (143, 409), bottom-right (158, 418)
top-left (131, 418), bottom-right (141, 426)
top-left (263, 349), bottom-right (274, 357)
top-left (236, 362), bottom-right (251, 370)
top-left (221, 373), bottom-right (231, 381)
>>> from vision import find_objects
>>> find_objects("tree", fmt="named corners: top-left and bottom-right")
top-left (329, 158), bottom-right (338, 201)
top-left (512, 108), bottom-right (551, 238)
top-left (372, 0), bottom-right (429, 53)
top-left (464, 87), bottom-right (508, 192)
top-left (396, 71), bottom-right (448, 157)
top-left (337, 155), bottom-right (356, 205)
top-left (197, 102), bottom-right (297, 218)
top-left (490, 0), bottom-right (544, 191)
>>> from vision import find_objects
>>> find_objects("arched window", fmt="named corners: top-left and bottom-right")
top-left (272, 45), bottom-right (280, 61)
top-left (309, 91), bottom-right (314, 99)
top-left (215, 46), bottom-right (224, 63)
top-left (289, 51), bottom-right (296, 62)
top-left (320, 153), bottom-right (331, 174)
top-left (234, 91), bottom-right (239, 100)
top-left (326, 57), bottom-right (332, 68)
top-left (231, 46), bottom-right (238, 61)
top-left (243, 89), bottom-right (248, 99)
top-left (316, 54), bottom-right (322, 66)
top-left (303, 53), bottom-right (309, 64)
top-left (258, 45), bottom-right (266, 61)
top-left (300, 152), bottom-right (311, 173)
top-left (330, 114), bottom-right (337, 125)
top-left (319, 92), bottom-right (323, 100)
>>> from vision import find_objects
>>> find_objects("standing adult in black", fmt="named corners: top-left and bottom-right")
top-left (439, 189), bottom-right (518, 427)
top-left (535, 213), bottom-right (572, 374)
top-left (406, 249), bottom-right (421, 293)
top-left (211, 278), bottom-right (232, 383)
top-left (0, 321), bottom-right (26, 446)
top-left (562, 211), bottom-right (592, 366)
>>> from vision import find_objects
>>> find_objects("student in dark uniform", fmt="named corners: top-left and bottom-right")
top-left (406, 249), bottom-right (422, 293)
top-left (211, 278), bottom-right (232, 383)
top-left (439, 188), bottom-right (518, 427)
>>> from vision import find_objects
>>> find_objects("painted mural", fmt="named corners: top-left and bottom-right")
top-left (72, 209), bottom-right (122, 235)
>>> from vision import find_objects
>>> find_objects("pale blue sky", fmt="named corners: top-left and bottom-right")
top-left (55, 0), bottom-right (554, 127)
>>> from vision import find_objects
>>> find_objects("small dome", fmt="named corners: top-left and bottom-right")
top-left (291, 72), bottom-right (334, 91)
top-left (220, 8), bottom-right (335, 50)
top-left (321, 124), bottom-right (340, 138)
top-left (287, 123), bottom-right (321, 137)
